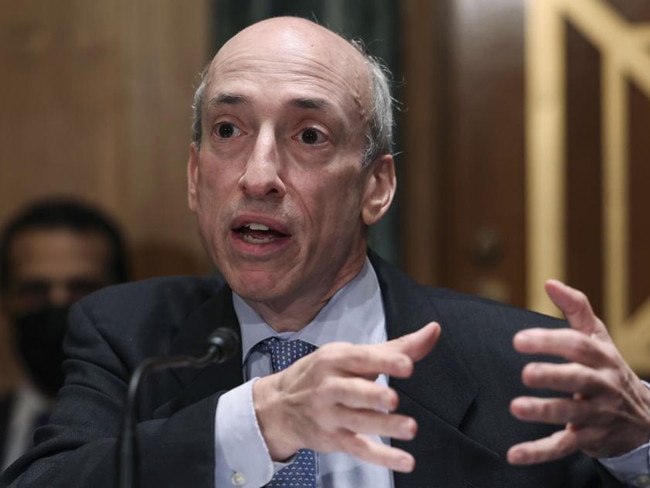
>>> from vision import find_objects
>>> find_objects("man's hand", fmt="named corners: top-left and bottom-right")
top-left (253, 322), bottom-right (440, 473)
top-left (508, 279), bottom-right (650, 465)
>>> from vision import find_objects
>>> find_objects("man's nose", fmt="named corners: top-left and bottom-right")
top-left (48, 283), bottom-right (71, 308)
top-left (238, 132), bottom-right (286, 198)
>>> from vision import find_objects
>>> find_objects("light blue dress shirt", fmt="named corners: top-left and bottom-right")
top-left (214, 259), bottom-right (393, 488)
top-left (212, 259), bottom-right (650, 487)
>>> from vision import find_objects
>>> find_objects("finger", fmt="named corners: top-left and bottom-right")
top-left (544, 280), bottom-right (610, 340)
top-left (510, 396), bottom-right (595, 426)
top-left (381, 322), bottom-right (440, 362)
top-left (519, 362), bottom-right (609, 396)
top-left (325, 377), bottom-right (400, 412)
top-left (317, 343), bottom-right (414, 379)
top-left (507, 428), bottom-right (579, 465)
top-left (342, 432), bottom-right (415, 473)
top-left (513, 328), bottom-right (610, 367)
top-left (332, 407), bottom-right (417, 440)
top-left (327, 323), bottom-right (440, 379)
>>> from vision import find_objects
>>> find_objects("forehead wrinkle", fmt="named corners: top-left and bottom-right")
top-left (206, 91), bottom-right (335, 121)
top-left (290, 51), bottom-right (370, 129)
top-left (214, 44), bottom-right (368, 98)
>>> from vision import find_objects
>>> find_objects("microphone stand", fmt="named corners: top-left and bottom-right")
top-left (116, 328), bottom-right (239, 488)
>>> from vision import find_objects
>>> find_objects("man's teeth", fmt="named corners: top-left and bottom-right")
top-left (246, 223), bottom-right (270, 231)
top-left (240, 222), bottom-right (276, 244)
top-left (242, 233), bottom-right (274, 243)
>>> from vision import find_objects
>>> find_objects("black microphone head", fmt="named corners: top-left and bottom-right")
top-left (206, 327), bottom-right (240, 363)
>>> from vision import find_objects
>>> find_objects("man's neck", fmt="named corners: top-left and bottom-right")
top-left (243, 260), bottom-right (366, 332)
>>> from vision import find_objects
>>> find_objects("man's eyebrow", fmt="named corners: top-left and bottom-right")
top-left (208, 93), bottom-right (247, 107)
top-left (207, 94), bottom-right (334, 112)
top-left (288, 97), bottom-right (332, 112)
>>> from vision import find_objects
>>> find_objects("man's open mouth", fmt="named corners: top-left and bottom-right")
top-left (235, 223), bottom-right (290, 244)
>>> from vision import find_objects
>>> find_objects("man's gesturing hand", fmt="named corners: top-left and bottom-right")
top-left (508, 280), bottom-right (650, 465)
top-left (253, 322), bottom-right (440, 473)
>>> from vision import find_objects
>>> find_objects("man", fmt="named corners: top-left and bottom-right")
top-left (1, 17), bottom-right (649, 487)
top-left (0, 198), bottom-right (129, 470)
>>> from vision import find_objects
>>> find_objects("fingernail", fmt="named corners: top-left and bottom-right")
top-left (382, 391), bottom-right (396, 411)
top-left (514, 332), bottom-right (532, 347)
top-left (396, 456), bottom-right (414, 472)
top-left (397, 356), bottom-right (411, 373)
top-left (399, 420), bottom-right (415, 439)
top-left (509, 449), bottom-right (526, 464)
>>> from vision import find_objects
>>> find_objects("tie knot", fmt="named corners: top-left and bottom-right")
top-left (261, 337), bottom-right (316, 372)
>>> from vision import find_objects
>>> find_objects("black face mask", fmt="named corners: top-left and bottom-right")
top-left (11, 307), bottom-right (69, 398)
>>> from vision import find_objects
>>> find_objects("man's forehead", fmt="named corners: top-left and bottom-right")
top-left (10, 229), bottom-right (110, 261)
top-left (205, 20), bottom-right (370, 123)
top-left (209, 18), bottom-right (369, 93)
top-left (216, 17), bottom-right (359, 61)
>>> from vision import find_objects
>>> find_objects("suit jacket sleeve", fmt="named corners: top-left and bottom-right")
top-left (0, 277), bottom-right (236, 488)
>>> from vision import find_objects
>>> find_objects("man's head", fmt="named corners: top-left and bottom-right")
top-left (0, 198), bottom-right (128, 313)
top-left (191, 22), bottom-right (395, 169)
top-left (0, 197), bottom-right (129, 396)
top-left (187, 17), bottom-right (396, 328)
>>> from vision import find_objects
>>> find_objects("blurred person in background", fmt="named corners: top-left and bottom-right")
top-left (0, 197), bottom-right (129, 470)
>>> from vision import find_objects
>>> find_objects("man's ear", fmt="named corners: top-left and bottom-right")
top-left (187, 143), bottom-right (199, 212)
top-left (361, 154), bottom-right (396, 226)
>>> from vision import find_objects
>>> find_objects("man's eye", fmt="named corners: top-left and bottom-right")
top-left (214, 122), bottom-right (241, 139)
top-left (14, 281), bottom-right (50, 301)
top-left (299, 127), bottom-right (326, 145)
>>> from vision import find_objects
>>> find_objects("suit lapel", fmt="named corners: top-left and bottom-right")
top-left (370, 252), bottom-right (502, 486)
top-left (151, 284), bottom-right (243, 418)
top-left (370, 251), bottom-right (478, 429)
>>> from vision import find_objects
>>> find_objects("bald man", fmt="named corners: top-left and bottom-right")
top-left (2, 17), bottom-right (648, 488)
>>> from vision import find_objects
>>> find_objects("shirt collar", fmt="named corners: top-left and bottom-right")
top-left (233, 257), bottom-right (385, 362)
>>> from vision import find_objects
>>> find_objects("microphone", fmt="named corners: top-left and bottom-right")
top-left (116, 327), bottom-right (240, 488)
top-left (205, 327), bottom-right (239, 361)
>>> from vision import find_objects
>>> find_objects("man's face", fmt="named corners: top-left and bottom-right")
top-left (188, 18), bottom-right (394, 317)
top-left (3, 228), bottom-right (112, 317)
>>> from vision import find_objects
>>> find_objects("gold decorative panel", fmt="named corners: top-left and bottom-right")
top-left (526, 0), bottom-right (650, 373)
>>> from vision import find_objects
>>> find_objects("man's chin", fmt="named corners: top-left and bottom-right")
top-left (227, 271), bottom-right (290, 301)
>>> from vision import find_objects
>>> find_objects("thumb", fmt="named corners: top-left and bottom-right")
top-left (384, 322), bottom-right (440, 362)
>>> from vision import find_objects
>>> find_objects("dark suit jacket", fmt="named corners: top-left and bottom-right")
top-left (0, 252), bottom-right (622, 487)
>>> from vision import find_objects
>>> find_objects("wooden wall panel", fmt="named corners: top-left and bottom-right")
top-left (565, 21), bottom-right (604, 316)
top-left (109, 0), bottom-right (213, 278)
top-left (0, 0), bottom-right (213, 279)
top-left (442, 0), bottom-right (527, 306)
top-left (399, 0), bottom-right (442, 286)
top-left (0, 0), bottom-right (212, 390)
top-left (526, 0), bottom-right (650, 375)
top-left (628, 83), bottom-right (650, 316)
top-left (0, 1), bottom-right (120, 207)
top-left (400, 0), bottom-right (650, 374)
top-left (400, 0), bottom-right (527, 306)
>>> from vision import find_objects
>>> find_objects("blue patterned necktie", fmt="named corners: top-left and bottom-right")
top-left (261, 337), bottom-right (317, 488)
